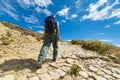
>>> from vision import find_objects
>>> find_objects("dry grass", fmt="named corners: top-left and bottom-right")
top-left (69, 64), bottom-right (80, 76)
top-left (70, 40), bottom-right (120, 61)
top-left (0, 21), bottom-right (43, 41)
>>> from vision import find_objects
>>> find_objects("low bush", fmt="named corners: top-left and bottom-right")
top-left (70, 40), bottom-right (120, 61)
top-left (69, 64), bottom-right (80, 76)
top-left (1, 36), bottom-right (10, 45)
top-left (70, 40), bottom-right (83, 45)
top-left (6, 30), bottom-right (12, 37)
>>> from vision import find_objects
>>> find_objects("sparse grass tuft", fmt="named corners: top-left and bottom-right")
top-left (0, 36), bottom-right (14, 45)
top-left (1, 36), bottom-right (10, 45)
top-left (6, 30), bottom-right (12, 37)
top-left (69, 64), bottom-right (80, 76)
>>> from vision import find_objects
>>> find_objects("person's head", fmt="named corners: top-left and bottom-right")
top-left (50, 14), bottom-right (56, 19)
top-left (51, 14), bottom-right (54, 17)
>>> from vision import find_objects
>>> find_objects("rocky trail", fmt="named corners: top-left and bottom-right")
top-left (0, 22), bottom-right (120, 80)
top-left (0, 41), bottom-right (120, 80)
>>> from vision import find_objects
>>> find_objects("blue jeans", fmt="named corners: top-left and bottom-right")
top-left (38, 33), bottom-right (58, 62)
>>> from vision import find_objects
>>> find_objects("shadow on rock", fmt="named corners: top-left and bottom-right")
top-left (0, 58), bottom-right (38, 73)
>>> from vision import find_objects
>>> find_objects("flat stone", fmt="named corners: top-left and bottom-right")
top-left (88, 65), bottom-right (98, 72)
top-left (48, 63), bottom-right (59, 68)
top-left (29, 76), bottom-right (39, 80)
top-left (36, 68), bottom-right (47, 74)
top-left (87, 78), bottom-right (94, 80)
top-left (97, 71), bottom-right (105, 75)
top-left (95, 76), bottom-right (107, 80)
top-left (56, 59), bottom-right (65, 63)
top-left (103, 74), bottom-right (112, 79)
top-left (61, 67), bottom-right (70, 72)
top-left (111, 68), bottom-right (118, 73)
top-left (39, 73), bottom-right (52, 80)
top-left (15, 75), bottom-right (27, 80)
top-left (48, 71), bottom-right (60, 80)
top-left (26, 73), bottom-right (36, 78)
top-left (66, 58), bottom-right (74, 64)
top-left (55, 69), bottom-right (66, 77)
top-left (79, 71), bottom-right (88, 78)
top-left (78, 64), bottom-right (86, 71)
top-left (88, 72), bottom-right (94, 77)
top-left (0, 75), bottom-right (15, 80)
top-left (116, 70), bottom-right (120, 74)
top-left (112, 68), bottom-right (120, 74)
top-left (71, 55), bottom-right (77, 59)
top-left (62, 75), bottom-right (73, 80)
top-left (102, 69), bottom-right (112, 75)
top-left (113, 73), bottom-right (120, 79)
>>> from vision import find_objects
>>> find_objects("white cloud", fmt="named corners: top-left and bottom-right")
top-left (62, 20), bottom-right (66, 23)
top-left (37, 30), bottom-right (44, 34)
top-left (81, 0), bottom-right (120, 21)
top-left (16, 0), bottom-right (32, 8)
top-left (22, 0), bottom-right (31, 5)
top-left (109, 8), bottom-right (120, 18)
top-left (34, 26), bottom-right (44, 29)
top-left (114, 20), bottom-right (120, 25)
top-left (104, 25), bottom-right (111, 28)
top-left (75, 0), bottom-right (81, 8)
top-left (88, 0), bottom-right (108, 13)
top-left (35, 7), bottom-right (51, 16)
top-left (28, 26), bottom-right (33, 30)
top-left (71, 14), bottom-right (78, 19)
top-left (43, 9), bottom-right (52, 16)
top-left (23, 15), bottom-right (39, 24)
top-left (99, 39), bottom-right (113, 42)
top-left (34, 0), bottom-right (53, 8)
top-left (17, 0), bottom-right (53, 8)
top-left (116, 45), bottom-right (120, 47)
top-left (65, 40), bottom-right (72, 42)
top-left (57, 7), bottom-right (70, 17)
top-left (0, 1), bottom-right (19, 20)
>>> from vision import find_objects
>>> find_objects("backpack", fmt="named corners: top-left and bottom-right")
top-left (45, 17), bottom-right (55, 33)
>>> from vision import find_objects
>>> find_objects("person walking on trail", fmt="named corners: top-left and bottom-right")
top-left (37, 14), bottom-right (60, 68)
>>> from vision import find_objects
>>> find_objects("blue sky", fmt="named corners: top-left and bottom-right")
top-left (0, 0), bottom-right (120, 47)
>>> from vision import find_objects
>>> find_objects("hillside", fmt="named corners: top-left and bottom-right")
top-left (0, 22), bottom-right (120, 80)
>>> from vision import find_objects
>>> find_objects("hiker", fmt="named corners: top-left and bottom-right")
top-left (37, 14), bottom-right (60, 68)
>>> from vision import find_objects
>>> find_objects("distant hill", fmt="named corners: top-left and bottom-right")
top-left (0, 21), bottom-right (43, 41)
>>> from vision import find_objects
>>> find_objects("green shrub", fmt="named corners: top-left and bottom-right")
top-left (81, 40), bottom-right (108, 55)
top-left (10, 38), bottom-right (14, 42)
top-left (1, 36), bottom-right (10, 45)
top-left (70, 64), bottom-right (80, 76)
top-left (6, 30), bottom-right (12, 37)
top-left (71, 40), bottom-right (120, 60)
top-left (70, 40), bottom-right (82, 45)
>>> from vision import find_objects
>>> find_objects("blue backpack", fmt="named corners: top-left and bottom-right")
top-left (45, 16), bottom-right (55, 33)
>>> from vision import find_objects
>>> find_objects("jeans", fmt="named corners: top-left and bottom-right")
top-left (38, 33), bottom-right (58, 62)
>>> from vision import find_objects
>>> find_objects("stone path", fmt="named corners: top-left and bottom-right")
top-left (0, 42), bottom-right (120, 80)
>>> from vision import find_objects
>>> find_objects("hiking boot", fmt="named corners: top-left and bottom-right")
top-left (53, 58), bottom-right (56, 62)
top-left (36, 60), bottom-right (42, 68)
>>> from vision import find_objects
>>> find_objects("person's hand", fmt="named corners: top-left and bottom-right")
top-left (57, 37), bottom-right (60, 41)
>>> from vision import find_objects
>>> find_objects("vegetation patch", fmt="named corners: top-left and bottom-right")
top-left (0, 21), bottom-right (43, 41)
top-left (69, 64), bottom-right (80, 76)
top-left (70, 40), bottom-right (120, 62)
top-left (0, 36), bottom-right (10, 45)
